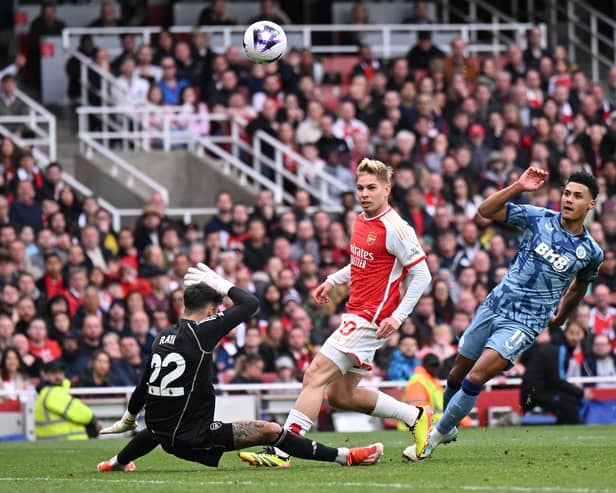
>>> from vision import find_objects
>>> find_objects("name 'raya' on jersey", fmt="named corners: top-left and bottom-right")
top-left (127, 287), bottom-right (259, 447)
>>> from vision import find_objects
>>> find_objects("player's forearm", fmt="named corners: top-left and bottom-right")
top-left (391, 261), bottom-right (431, 325)
top-left (552, 280), bottom-right (587, 325)
top-left (326, 264), bottom-right (351, 286)
top-left (478, 182), bottom-right (525, 220)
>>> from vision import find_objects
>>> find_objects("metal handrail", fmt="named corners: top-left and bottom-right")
top-left (254, 129), bottom-right (352, 207)
top-left (62, 23), bottom-right (538, 59)
top-left (78, 133), bottom-right (169, 204)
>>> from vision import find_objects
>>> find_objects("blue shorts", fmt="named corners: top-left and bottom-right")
top-left (458, 304), bottom-right (538, 363)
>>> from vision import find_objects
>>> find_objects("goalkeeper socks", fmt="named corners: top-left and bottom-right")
top-left (443, 378), bottom-right (461, 411)
top-left (436, 378), bottom-right (482, 436)
top-left (274, 428), bottom-right (338, 463)
top-left (370, 391), bottom-right (420, 427)
top-left (274, 409), bottom-right (314, 459)
top-left (117, 429), bottom-right (160, 465)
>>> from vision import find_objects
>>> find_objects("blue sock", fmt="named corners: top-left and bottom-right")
top-left (436, 378), bottom-right (482, 434)
top-left (443, 378), bottom-right (461, 411)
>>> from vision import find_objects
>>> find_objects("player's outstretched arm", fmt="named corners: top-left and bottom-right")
top-left (478, 167), bottom-right (548, 222)
top-left (548, 279), bottom-right (589, 330)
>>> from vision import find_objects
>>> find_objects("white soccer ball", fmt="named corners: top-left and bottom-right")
top-left (243, 20), bottom-right (287, 64)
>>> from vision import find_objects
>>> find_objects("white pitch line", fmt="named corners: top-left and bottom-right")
top-left (0, 478), bottom-right (614, 493)
top-left (462, 487), bottom-right (615, 493)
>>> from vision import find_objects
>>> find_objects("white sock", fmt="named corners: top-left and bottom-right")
top-left (284, 409), bottom-right (313, 435)
top-left (370, 392), bottom-right (420, 427)
top-left (335, 447), bottom-right (350, 465)
top-left (273, 409), bottom-right (314, 459)
top-left (109, 455), bottom-right (123, 469)
top-left (428, 427), bottom-right (444, 447)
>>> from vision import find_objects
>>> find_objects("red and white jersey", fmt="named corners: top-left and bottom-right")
top-left (589, 306), bottom-right (616, 339)
top-left (346, 207), bottom-right (426, 325)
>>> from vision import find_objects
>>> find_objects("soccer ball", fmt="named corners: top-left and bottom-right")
top-left (243, 20), bottom-right (287, 64)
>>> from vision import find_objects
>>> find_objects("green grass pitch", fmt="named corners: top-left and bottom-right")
top-left (1, 426), bottom-right (615, 493)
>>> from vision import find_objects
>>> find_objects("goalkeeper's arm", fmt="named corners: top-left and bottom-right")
top-left (100, 354), bottom-right (151, 434)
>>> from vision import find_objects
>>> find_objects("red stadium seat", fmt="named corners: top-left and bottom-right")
top-left (321, 55), bottom-right (359, 84)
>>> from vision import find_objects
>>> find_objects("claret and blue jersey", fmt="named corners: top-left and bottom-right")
top-left (484, 202), bottom-right (604, 334)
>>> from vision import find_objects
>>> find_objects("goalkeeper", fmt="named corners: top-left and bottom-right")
top-left (97, 263), bottom-right (383, 471)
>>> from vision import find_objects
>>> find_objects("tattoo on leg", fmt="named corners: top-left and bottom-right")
top-left (232, 421), bottom-right (269, 449)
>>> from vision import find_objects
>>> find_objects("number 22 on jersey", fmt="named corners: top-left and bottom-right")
top-left (148, 352), bottom-right (186, 397)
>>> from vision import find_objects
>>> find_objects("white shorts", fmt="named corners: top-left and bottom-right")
top-left (319, 313), bottom-right (386, 375)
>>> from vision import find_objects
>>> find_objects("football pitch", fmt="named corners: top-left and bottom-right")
top-left (1, 426), bottom-right (615, 493)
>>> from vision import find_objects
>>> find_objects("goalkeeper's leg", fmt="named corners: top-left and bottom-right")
top-left (233, 420), bottom-right (383, 466)
top-left (98, 429), bottom-right (160, 472)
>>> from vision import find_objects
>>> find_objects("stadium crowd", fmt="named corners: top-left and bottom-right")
top-left (1, 1), bottom-right (616, 415)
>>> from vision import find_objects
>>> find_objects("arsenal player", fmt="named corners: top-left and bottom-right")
top-left (241, 158), bottom-right (433, 467)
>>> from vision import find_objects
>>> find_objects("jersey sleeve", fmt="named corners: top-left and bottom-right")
top-left (196, 287), bottom-right (259, 351)
top-left (576, 249), bottom-right (604, 283)
top-left (504, 202), bottom-right (548, 229)
top-left (388, 221), bottom-right (426, 268)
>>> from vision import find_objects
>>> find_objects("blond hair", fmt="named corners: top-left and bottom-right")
top-left (356, 158), bottom-right (393, 185)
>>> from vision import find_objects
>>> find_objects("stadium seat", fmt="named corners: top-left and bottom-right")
top-left (321, 56), bottom-right (359, 85)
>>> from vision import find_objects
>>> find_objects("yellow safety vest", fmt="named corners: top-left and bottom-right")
top-left (397, 366), bottom-right (444, 431)
top-left (34, 379), bottom-right (93, 440)
top-left (403, 366), bottom-right (444, 414)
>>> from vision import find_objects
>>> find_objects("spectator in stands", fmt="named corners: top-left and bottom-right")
top-left (0, 315), bottom-right (15, 352)
top-left (230, 353), bottom-right (265, 386)
top-left (88, 1), bottom-right (123, 27)
top-left (582, 333), bottom-right (616, 387)
top-left (406, 31), bottom-right (445, 72)
top-left (157, 56), bottom-right (188, 105)
top-left (111, 34), bottom-right (137, 76)
top-left (443, 37), bottom-right (478, 84)
top-left (249, 0), bottom-right (291, 25)
top-left (112, 55), bottom-right (149, 108)
top-left (521, 322), bottom-right (592, 424)
top-left (25, 1), bottom-right (66, 92)
top-left (387, 335), bottom-right (420, 381)
top-left (286, 326), bottom-right (311, 377)
top-left (77, 350), bottom-right (118, 388)
top-left (0, 346), bottom-right (32, 402)
top-left (246, 99), bottom-right (279, 178)
top-left (174, 41), bottom-right (203, 88)
top-left (177, 86), bottom-right (210, 137)
top-left (48, 311), bottom-right (71, 342)
top-left (79, 314), bottom-right (103, 360)
top-left (351, 45), bottom-right (381, 82)
top-left (340, 2), bottom-right (370, 45)
top-left (589, 283), bottom-right (616, 339)
top-left (27, 317), bottom-right (61, 364)
top-left (9, 180), bottom-right (43, 232)
top-left (113, 336), bottom-right (144, 386)
top-left (0, 74), bottom-right (27, 132)
top-left (198, 0), bottom-right (236, 26)
top-left (332, 100), bottom-right (369, 150)
top-left (523, 26), bottom-right (551, 70)
top-left (404, 1), bottom-right (434, 24)
top-left (127, 310), bottom-right (155, 359)
top-left (235, 325), bottom-right (276, 372)
top-left (135, 44), bottom-right (162, 84)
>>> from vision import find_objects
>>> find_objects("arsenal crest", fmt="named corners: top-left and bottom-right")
top-left (367, 232), bottom-right (377, 245)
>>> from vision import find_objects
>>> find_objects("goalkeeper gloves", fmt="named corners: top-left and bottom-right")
top-left (183, 262), bottom-right (234, 296)
top-left (99, 411), bottom-right (137, 435)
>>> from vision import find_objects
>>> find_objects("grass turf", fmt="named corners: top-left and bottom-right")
top-left (1, 426), bottom-right (615, 493)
